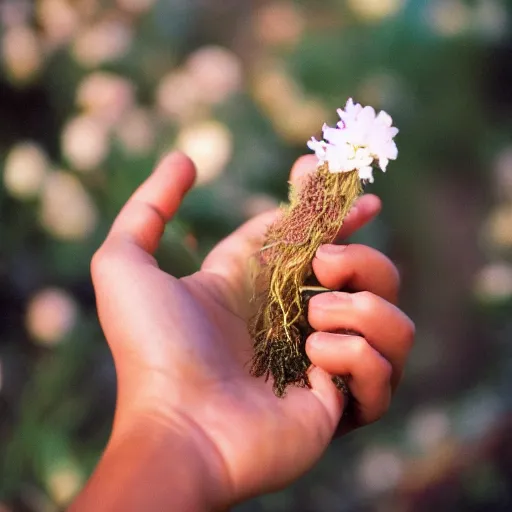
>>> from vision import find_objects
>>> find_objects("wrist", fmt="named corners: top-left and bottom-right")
top-left (72, 410), bottom-right (233, 512)
top-left (115, 412), bottom-right (232, 511)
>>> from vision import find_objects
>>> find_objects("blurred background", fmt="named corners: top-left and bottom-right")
top-left (0, 0), bottom-right (511, 510)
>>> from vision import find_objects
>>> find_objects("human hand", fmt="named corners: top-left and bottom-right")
top-left (89, 152), bottom-right (414, 509)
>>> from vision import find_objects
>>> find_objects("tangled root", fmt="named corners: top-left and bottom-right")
top-left (249, 164), bottom-right (362, 397)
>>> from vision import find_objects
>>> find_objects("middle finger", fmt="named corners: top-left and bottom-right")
top-left (308, 291), bottom-right (415, 388)
top-left (312, 243), bottom-right (400, 304)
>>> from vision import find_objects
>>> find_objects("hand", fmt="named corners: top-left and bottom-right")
top-left (89, 152), bottom-right (414, 509)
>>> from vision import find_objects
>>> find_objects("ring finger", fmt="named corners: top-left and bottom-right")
top-left (308, 291), bottom-right (415, 388)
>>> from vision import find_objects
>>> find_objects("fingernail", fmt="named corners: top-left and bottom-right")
top-left (307, 332), bottom-right (325, 351)
top-left (313, 291), bottom-right (351, 307)
top-left (316, 244), bottom-right (347, 259)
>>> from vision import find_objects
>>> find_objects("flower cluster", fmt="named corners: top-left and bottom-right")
top-left (307, 98), bottom-right (399, 182)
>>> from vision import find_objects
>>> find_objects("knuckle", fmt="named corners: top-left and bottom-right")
top-left (367, 352), bottom-right (392, 387)
top-left (348, 335), bottom-right (369, 359)
top-left (353, 290), bottom-right (377, 313)
top-left (349, 245), bottom-right (402, 300)
top-left (90, 240), bottom-right (122, 282)
top-left (380, 359), bottom-right (394, 384)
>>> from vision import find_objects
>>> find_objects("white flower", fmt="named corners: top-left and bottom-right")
top-left (308, 98), bottom-right (399, 182)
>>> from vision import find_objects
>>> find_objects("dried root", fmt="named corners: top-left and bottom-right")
top-left (249, 164), bottom-right (362, 397)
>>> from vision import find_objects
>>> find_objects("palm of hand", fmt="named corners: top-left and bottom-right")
top-left (100, 248), bottom-right (342, 499)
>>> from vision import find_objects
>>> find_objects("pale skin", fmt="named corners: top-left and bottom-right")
top-left (69, 152), bottom-right (415, 512)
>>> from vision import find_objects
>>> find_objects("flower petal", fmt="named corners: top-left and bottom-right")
top-left (307, 137), bottom-right (327, 160)
top-left (376, 110), bottom-right (393, 127)
top-left (358, 166), bottom-right (374, 182)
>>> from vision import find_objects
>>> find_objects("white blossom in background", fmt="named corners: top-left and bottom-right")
top-left (175, 121), bottom-right (233, 185)
top-left (40, 171), bottom-right (98, 240)
top-left (76, 72), bottom-right (135, 127)
top-left (156, 70), bottom-right (203, 121)
top-left (185, 46), bottom-right (242, 105)
top-left (115, 107), bottom-right (156, 156)
top-left (72, 19), bottom-right (132, 67)
top-left (347, 0), bottom-right (405, 22)
top-left (357, 446), bottom-right (405, 493)
top-left (26, 288), bottom-right (78, 346)
top-left (254, 2), bottom-right (305, 47)
top-left (474, 262), bottom-right (512, 303)
top-left (473, 0), bottom-right (509, 43)
top-left (37, 0), bottom-right (79, 48)
top-left (308, 98), bottom-right (399, 182)
top-left (61, 115), bottom-right (109, 171)
top-left (406, 406), bottom-right (452, 453)
top-left (116, 0), bottom-right (156, 15)
top-left (2, 25), bottom-right (43, 83)
top-left (3, 142), bottom-right (48, 199)
top-left (427, 0), bottom-right (471, 37)
top-left (46, 457), bottom-right (84, 506)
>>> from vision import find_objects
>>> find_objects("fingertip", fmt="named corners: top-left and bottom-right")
top-left (355, 194), bottom-right (382, 217)
top-left (156, 151), bottom-right (197, 190)
top-left (306, 332), bottom-right (364, 374)
top-left (159, 150), bottom-right (193, 168)
top-left (305, 331), bottom-right (324, 354)
top-left (336, 193), bottom-right (382, 240)
top-left (305, 332), bottom-right (326, 367)
top-left (315, 243), bottom-right (348, 260)
top-left (306, 331), bottom-right (352, 358)
top-left (289, 155), bottom-right (319, 185)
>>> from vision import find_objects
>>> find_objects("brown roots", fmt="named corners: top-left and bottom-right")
top-left (249, 164), bottom-right (362, 397)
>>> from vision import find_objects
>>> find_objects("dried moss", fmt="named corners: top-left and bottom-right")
top-left (249, 164), bottom-right (362, 397)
